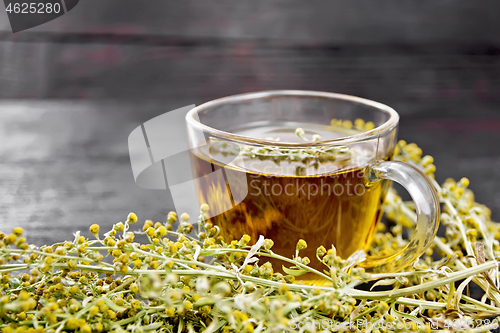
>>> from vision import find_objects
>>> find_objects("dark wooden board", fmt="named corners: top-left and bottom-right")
top-left (1, 100), bottom-right (499, 247)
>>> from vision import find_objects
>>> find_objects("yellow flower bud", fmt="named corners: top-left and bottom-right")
top-left (105, 237), bottom-right (116, 247)
top-left (114, 222), bottom-right (124, 232)
top-left (81, 324), bottom-right (92, 333)
top-left (365, 121), bottom-right (375, 131)
top-left (183, 300), bottom-right (192, 311)
top-left (127, 212), bottom-right (138, 223)
top-left (89, 224), bottom-right (100, 234)
top-left (106, 310), bottom-right (116, 319)
top-left (354, 118), bottom-right (365, 129)
top-left (130, 283), bottom-right (139, 293)
top-left (66, 318), bottom-right (80, 330)
top-left (167, 212), bottom-right (177, 223)
top-left (460, 177), bottom-right (470, 188)
top-left (296, 239), bottom-right (307, 251)
top-left (295, 127), bottom-right (305, 136)
top-left (342, 120), bottom-right (353, 129)
top-left (133, 259), bottom-right (142, 268)
top-left (124, 232), bottom-right (135, 243)
top-left (89, 306), bottom-right (99, 316)
top-left (12, 227), bottom-right (24, 236)
top-left (146, 227), bottom-right (155, 237)
top-left (241, 234), bottom-right (251, 245)
top-left (131, 300), bottom-right (141, 309)
top-left (157, 226), bottom-right (167, 238)
top-left (165, 307), bottom-right (175, 317)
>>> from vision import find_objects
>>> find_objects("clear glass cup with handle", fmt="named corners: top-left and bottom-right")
top-left (186, 90), bottom-right (440, 284)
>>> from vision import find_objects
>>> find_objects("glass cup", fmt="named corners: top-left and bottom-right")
top-left (186, 90), bottom-right (440, 281)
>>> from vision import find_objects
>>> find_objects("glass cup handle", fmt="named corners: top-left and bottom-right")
top-left (361, 160), bottom-right (440, 271)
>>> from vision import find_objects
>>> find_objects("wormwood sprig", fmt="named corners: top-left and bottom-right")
top-left (207, 119), bottom-right (372, 175)
top-left (381, 141), bottom-right (500, 305)
top-left (1, 141), bottom-right (500, 332)
top-left (208, 127), bottom-right (352, 172)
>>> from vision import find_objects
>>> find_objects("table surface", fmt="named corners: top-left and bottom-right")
top-left (1, 99), bottom-right (499, 246)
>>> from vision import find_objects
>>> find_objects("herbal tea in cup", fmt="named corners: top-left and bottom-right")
top-left (186, 91), bottom-right (439, 282)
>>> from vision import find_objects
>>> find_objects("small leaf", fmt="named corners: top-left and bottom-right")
top-left (82, 296), bottom-right (93, 307)
top-left (282, 266), bottom-right (308, 277)
top-left (350, 300), bottom-right (367, 320)
top-left (253, 321), bottom-right (265, 333)
top-left (453, 275), bottom-right (474, 311)
top-left (102, 296), bottom-right (127, 312)
top-left (194, 297), bottom-right (216, 308)
top-left (247, 257), bottom-right (259, 264)
top-left (193, 244), bottom-right (201, 261)
top-left (474, 242), bottom-right (500, 294)
top-left (282, 302), bottom-right (301, 316)
top-left (474, 242), bottom-right (486, 265)
top-left (370, 278), bottom-right (397, 290)
top-left (391, 307), bottom-right (425, 327)
top-left (239, 235), bottom-right (265, 272)
top-left (178, 318), bottom-right (184, 333)
top-left (142, 322), bottom-right (162, 331)
top-left (250, 301), bottom-right (267, 313)
top-left (214, 321), bottom-right (228, 332)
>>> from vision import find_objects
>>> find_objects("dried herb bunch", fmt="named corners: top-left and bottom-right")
top-left (1, 141), bottom-right (500, 333)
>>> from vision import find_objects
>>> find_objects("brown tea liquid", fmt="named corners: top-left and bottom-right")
top-left (190, 124), bottom-right (390, 283)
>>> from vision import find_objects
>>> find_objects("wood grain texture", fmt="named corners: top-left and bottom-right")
top-left (2, 0), bottom-right (500, 45)
top-left (0, 100), bottom-right (499, 247)
top-left (0, 0), bottom-right (499, 249)
top-left (1, 40), bottom-right (500, 104)
top-left (0, 101), bottom-right (178, 245)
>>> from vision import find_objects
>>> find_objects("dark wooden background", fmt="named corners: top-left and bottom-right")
top-left (0, 0), bottom-right (500, 246)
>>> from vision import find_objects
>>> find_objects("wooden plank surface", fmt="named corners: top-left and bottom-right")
top-left (2, 0), bottom-right (500, 45)
top-left (1, 40), bottom-right (500, 103)
top-left (1, 99), bottom-right (499, 247)
top-left (0, 0), bottom-right (499, 248)
top-left (0, 101), bottom-right (176, 245)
